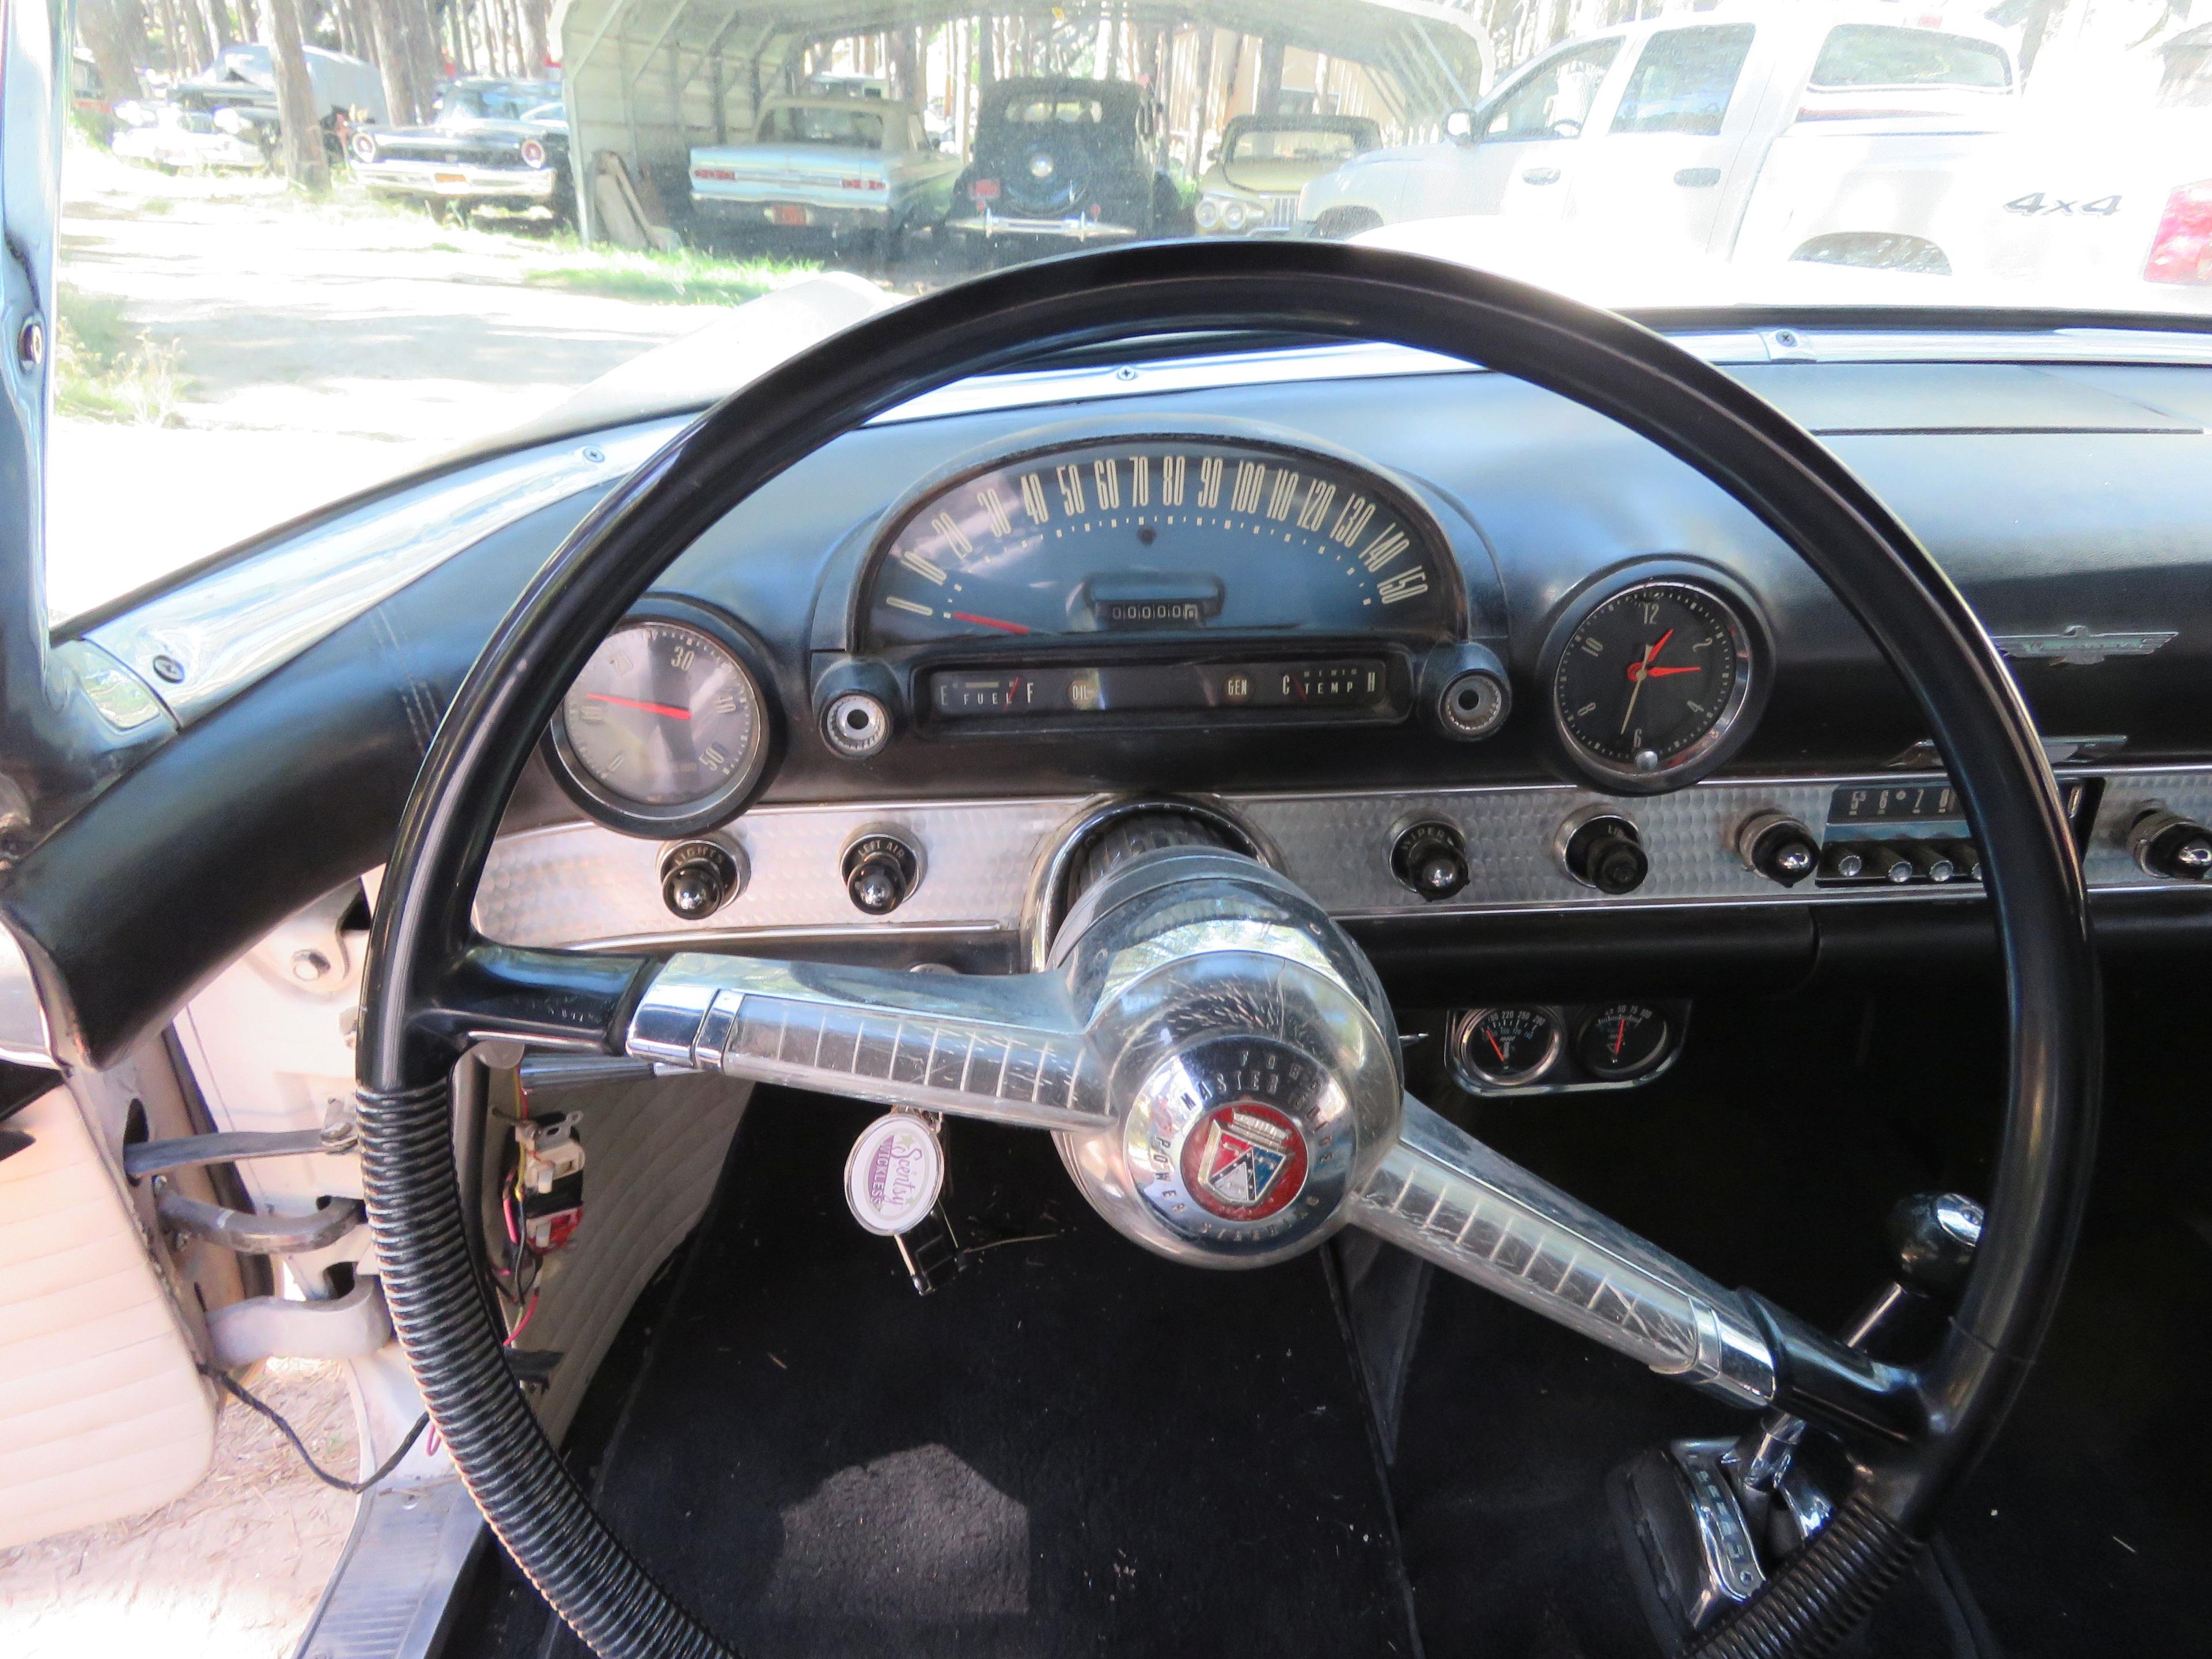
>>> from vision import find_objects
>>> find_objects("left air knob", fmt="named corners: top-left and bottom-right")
top-left (843, 832), bottom-right (920, 915)
top-left (660, 840), bottom-right (745, 921)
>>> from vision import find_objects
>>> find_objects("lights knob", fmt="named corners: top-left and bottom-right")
top-left (1883, 1191), bottom-right (1984, 1302)
top-left (1563, 814), bottom-right (1647, 895)
top-left (1392, 820), bottom-right (1469, 902)
top-left (2130, 810), bottom-right (2212, 881)
top-left (842, 832), bottom-right (919, 915)
top-left (1737, 812), bottom-right (1819, 888)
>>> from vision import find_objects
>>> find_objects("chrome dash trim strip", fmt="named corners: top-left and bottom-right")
top-left (0, 920), bottom-right (54, 1066)
top-left (85, 419), bottom-right (687, 726)
top-left (473, 764), bottom-right (2212, 952)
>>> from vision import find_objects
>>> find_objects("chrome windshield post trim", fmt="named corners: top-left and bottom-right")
top-left (0, 919), bottom-right (55, 1066)
top-left (1354, 1096), bottom-right (1777, 1409)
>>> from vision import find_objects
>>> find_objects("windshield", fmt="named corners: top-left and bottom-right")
top-left (47, 1), bottom-right (2212, 624)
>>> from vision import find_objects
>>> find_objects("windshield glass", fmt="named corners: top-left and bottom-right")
top-left (47, 1), bottom-right (2212, 624)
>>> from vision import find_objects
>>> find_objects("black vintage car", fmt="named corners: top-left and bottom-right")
top-left (949, 77), bottom-right (1191, 262)
top-left (350, 78), bottom-right (571, 222)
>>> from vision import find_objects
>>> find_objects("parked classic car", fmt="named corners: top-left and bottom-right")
top-left (1195, 113), bottom-right (1381, 236)
top-left (688, 96), bottom-right (960, 248)
top-left (351, 79), bottom-right (571, 221)
top-left (112, 43), bottom-right (387, 172)
top-left (949, 77), bottom-right (1191, 256)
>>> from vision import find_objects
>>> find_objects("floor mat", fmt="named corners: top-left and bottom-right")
top-left (540, 1090), bottom-right (1418, 1659)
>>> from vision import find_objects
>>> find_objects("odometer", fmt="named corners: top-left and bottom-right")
top-left (861, 435), bottom-right (1456, 647)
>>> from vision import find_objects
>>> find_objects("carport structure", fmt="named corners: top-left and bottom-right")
top-left (550, 0), bottom-right (1495, 241)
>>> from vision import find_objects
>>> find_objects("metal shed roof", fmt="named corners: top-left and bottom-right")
top-left (552, 0), bottom-right (1494, 240)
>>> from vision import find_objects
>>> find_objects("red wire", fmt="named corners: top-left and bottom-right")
top-left (506, 1291), bottom-right (539, 1347)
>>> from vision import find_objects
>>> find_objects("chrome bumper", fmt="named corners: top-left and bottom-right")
top-left (949, 210), bottom-right (1141, 241)
top-left (690, 195), bottom-right (891, 231)
top-left (357, 161), bottom-right (555, 200)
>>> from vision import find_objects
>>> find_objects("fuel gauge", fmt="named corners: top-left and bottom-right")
top-left (1451, 1006), bottom-right (1564, 1090)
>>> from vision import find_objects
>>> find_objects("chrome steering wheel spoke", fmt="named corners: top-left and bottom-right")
top-left (1353, 1096), bottom-right (1778, 1408)
top-left (626, 951), bottom-right (1105, 1132)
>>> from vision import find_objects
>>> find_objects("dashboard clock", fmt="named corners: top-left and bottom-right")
top-left (1540, 570), bottom-right (1765, 794)
top-left (546, 599), bottom-right (777, 836)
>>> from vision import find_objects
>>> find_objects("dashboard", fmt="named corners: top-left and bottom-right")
top-left (28, 327), bottom-right (2212, 1074)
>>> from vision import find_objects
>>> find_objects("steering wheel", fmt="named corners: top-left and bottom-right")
top-left (357, 241), bottom-right (2098, 1659)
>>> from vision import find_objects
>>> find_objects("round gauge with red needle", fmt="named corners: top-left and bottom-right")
top-left (1542, 574), bottom-right (1763, 793)
top-left (1452, 1006), bottom-right (1563, 1090)
top-left (1574, 1002), bottom-right (1672, 1082)
top-left (547, 609), bottom-right (772, 835)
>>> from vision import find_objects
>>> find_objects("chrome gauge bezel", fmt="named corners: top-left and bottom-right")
top-left (849, 421), bottom-right (1468, 655)
top-left (543, 596), bottom-right (781, 839)
top-left (1536, 565), bottom-right (1768, 796)
top-left (1448, 1005), bottom-right (1564, 1090)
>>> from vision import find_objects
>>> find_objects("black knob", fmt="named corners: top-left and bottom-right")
top-left (2132, 811), bottom-right (2212, 881)
top-left (1939, 838), bottom-right (1983, 881)
top-left (1905, 840), bottom-right (1957, 884)
top-left (1738, 813), bottom-right (1819, 888)
top-left (1862, 842), bottom-right (1914, 885)
top-left (1563, 816), bottom-right (1647, 895)
top-left (658, 840), bottom-right (742, 921)
top-left (843, 833), bottom-right (919, 915)
top-left (1392, 820), bottom-right (1469, 901)
top-left (1883, 1191), bottom-right (1984, 1301)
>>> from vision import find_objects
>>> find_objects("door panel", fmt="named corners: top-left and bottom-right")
top-left (0, 1086), bottom-right (217, 1547)
top-left (1464, 37), bottom-right (1624, 221)
top-left (1569, 23), bottom-right (1762, 254)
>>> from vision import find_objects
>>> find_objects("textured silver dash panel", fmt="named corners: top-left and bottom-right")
top-left (476, 797), bottom-right (1081, 945)
top-left (1355, 1099), bottom-right (1775, 1407)
top-left (478, 766), bottom-right (2212, 949)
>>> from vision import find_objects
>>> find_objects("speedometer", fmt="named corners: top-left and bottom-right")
top-left (860, 435), bottom-right (1456, 647)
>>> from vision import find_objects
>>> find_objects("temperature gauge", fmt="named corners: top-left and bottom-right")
top-left (1575, 1002), bottom-right (1673, 1082)
top-left (1451, 1006), bottom-right (1563, 1090)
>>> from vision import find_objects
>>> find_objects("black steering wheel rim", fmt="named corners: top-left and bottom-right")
top-left (357, 240), bottom-right (2099, 1658)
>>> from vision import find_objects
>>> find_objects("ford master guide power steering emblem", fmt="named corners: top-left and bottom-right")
top-left (1185, 1101), bottom-right (1309, 1221)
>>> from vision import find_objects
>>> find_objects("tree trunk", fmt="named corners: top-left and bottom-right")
top-left (1190, 26), bottom-right (1215, 162)
top-left (78, 0), bottom-right (150, 104)
top-left (264, 0), bottom-right (332, 191)
top-left (1256, 38), bottom-right (1285, 116)
top-left (520, 0), bottom-right (548, 75)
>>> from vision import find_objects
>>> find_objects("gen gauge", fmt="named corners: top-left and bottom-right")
top-left (859, 435), bottom-right (1459, 646)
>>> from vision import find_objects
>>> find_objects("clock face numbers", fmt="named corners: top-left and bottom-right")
top-left (1552, 581), bottom-right (1749, 781)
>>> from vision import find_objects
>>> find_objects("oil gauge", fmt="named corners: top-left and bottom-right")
top-left (1575, 1002), bottom-right (1673, 1082)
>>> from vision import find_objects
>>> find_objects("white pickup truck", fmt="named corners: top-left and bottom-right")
top-left (1301, 7), bottom-right (2212, 308)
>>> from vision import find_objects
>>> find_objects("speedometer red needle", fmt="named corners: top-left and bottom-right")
top-left (951, 611), bottom-right (1031, 634)
top-left (585, 692), bottom-right (692, 720)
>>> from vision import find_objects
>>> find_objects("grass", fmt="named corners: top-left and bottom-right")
top-left (522, 241), bottom-right (821, 304)
top-left (53, 284), bottom-right (190, 425)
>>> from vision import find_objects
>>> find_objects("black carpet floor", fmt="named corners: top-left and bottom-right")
top-left (532, 1090), bottom-right (1417, 1659)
